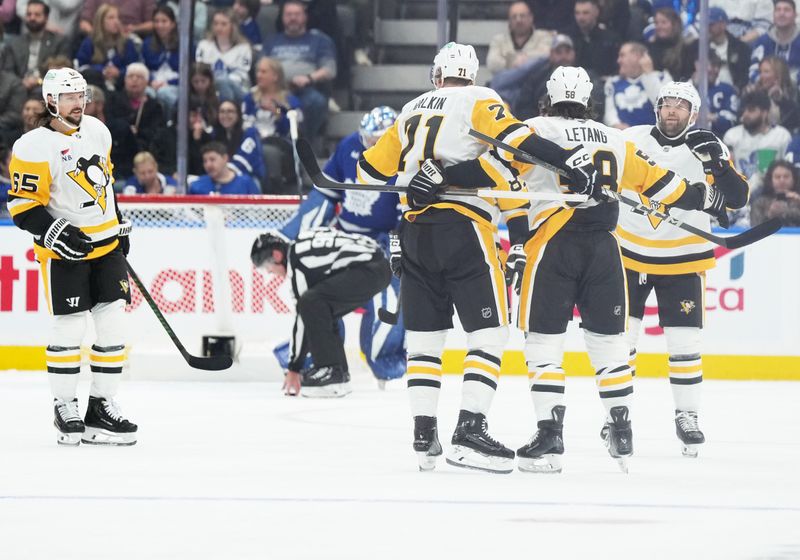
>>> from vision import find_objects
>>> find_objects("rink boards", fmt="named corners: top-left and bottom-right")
top-left (1, 223), bottom-right (799, 379)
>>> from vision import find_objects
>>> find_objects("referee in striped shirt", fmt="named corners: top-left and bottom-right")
top-left (252, 227), bottom-right (392, 397)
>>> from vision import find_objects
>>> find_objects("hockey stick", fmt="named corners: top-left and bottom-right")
top-left (294, 139), bottom-right (588, 203)
top-left (468, 128), bottom-right (784, 249)
top-left (287, 109), bottom-right (304, 196)
top-left (377, 291), bottom-right (401, 325)
top-left (125, 262), bottom-right (233, 371)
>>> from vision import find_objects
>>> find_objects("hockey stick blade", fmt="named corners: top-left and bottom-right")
top-left (294, 139), bottom-right (587, 202)
top-left (377, 307), bottom-right (398, 325)
top-left (126, 262), bottom-right (233, 371)
top-left (470, 129), bottom-right (782, 249)
top-left (717, 217), bottom-right (783, 250)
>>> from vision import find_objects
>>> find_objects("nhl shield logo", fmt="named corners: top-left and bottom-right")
top-left (679, 300), bottom-right (696, 315)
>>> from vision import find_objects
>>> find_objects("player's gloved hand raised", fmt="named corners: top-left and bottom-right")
top-left (407, 158), bottom-right (446, 210)
top-left (388, 230), bottom-right (402, 278)
top-left (685, 129), bottom-right (727, 175)
top-left (43, 218), bottom-right (93, 260)
top-left (694, 181), bottom-right (730, 228)
top-left (562, 145), bottom-right (601, 200)
top-left (505, 244), bottom-right (526, 295)
top-left (117, 219), bottom-right (132, 256)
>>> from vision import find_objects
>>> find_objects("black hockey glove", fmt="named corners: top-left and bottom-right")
top-left (694, 182), bottom-right (730, 229)
top-left (562, 145), bottom-right (601, 200)
top-left (505, 244), bottom-right (526, 295)
top-left (407, 158), bottom-right (446, 210)
top-left (117, 220), bottom-right (132, 256)
top-left (685, 129), bottom-right (727, 175)
top-left (388, 230), bottom-right (402, 278)
top-left (43, 218), bottom-right (93, 260)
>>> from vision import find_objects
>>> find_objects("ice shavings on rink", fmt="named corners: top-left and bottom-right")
top-left (1, 372), bottom-right (799, 560)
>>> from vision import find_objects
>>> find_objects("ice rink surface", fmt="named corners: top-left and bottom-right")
top-left (1, 371), bottom-right (799, 560)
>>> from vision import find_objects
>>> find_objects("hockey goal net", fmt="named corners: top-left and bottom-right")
top-left (117, 194), bottom-right (300, 380)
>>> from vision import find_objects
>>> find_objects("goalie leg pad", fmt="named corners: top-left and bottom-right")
top-left (406, 329), bottom-right (447, 418)
top-left (665, 327), bottom-right (703, 412)
top-left (460, 325), bottom-right (508, 415)
top-left (47, 311), bottom-right (89, 401)
top-left (524, 332), bottom-right (567, 422)
top-left (89, 300), bottom-right (127, 399)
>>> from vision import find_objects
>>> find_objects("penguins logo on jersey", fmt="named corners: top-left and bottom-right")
top-left (636, 194), bottom-right (667, 230)
top-left (67, 154), bottom-right (110, 212)
top-left (680, 300), bottom-right (696, 315)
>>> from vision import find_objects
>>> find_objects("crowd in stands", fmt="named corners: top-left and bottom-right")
top-left (485, 0), bottom-right (800, 226)
top-left (2, 0), bottom-right (800, 227)
top-left (0, 0), bottom-right (350, 196)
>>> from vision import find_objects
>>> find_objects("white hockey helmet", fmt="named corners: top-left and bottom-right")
top-left (655, 81), bottom-right (701, 139)
top-left (546, 66), bottom-right (593, 107)
top-left (430, 42), bottom-right (479, 88)
top-left (41, 68), bottom-right (90, 128)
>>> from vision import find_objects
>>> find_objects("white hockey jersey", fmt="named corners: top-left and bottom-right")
top-left (520, 115), bottom-right (692, 245)
top-left (618, 126), bottom-right (717, 275)
top-left (7, 115), bottom-right (120, 261)
top-left (357, 85), bottom-right (532, 232)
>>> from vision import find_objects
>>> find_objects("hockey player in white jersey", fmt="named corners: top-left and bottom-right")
top-left (357, 43), bottom-right (596, 473)
top-left (7, 68), bottom-right (137, 446)
top-left (510, 67), bottom-right (729, 473)
top-left (619, 82), bottom-right (749, 457)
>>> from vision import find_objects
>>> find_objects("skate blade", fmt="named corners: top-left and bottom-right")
top-left (446, 445), bottom-right (513, 474)
top-left (518, 454), bottom-right (563, 474)
top-left (681, 444), bottom-right (700, 458)
top-left (377, 380), bottom-right (386, 391)
top-left (416, 452), bottom-right (439, 471)
top-left (301, 382), bottom-right (352, 398)
top-left (81, 427), bottom-right (137, 446)
top-left (56, 431), bottom-right (83, 446)
top-left (614, 457), bottom-right (630, 474)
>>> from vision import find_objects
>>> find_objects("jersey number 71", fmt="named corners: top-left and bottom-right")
top-left (398, 114), bottom-right (444, 172)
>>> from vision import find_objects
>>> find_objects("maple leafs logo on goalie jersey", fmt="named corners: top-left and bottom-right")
top-left (66, 154), bottom-right (111, 212)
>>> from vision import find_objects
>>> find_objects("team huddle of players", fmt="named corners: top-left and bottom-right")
top-left (8, 43), bottom-right (748, 473)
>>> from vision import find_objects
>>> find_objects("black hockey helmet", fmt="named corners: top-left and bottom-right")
top-left (251, 231), bottom-right (289, 267)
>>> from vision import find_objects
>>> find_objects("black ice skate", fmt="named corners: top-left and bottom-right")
top-left (54, 398), bottom-right (85, 446)
top-left (301, 365), bottom-right (352, 398)
top-left (675, 410), bottom-right (705, 458)
top-left (601, 405), bottom-right (633, 473)
top-left (413, 416), bottom-right (443, 471)
top-left (517, 405), bottom-right (565, 474)
top-left (446, 410), bottom-right (514, 474)
top-left (82, 396), bottom-right (138, 446)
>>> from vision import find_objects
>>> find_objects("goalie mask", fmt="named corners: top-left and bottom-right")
top-left (430, 42), bottom-right (479, 88)
top-left (251, 231), bottom-right (289, 268)
top-left (546, 66), bottom-right (593, 107)
top-left (655, 81), bottom-right (700, 140)
top-left (42, 67), bottom-right (91, 130)
top-left (359, 106), bottom-right (398, 148)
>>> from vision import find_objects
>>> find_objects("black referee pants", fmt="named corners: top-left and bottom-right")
top-left (295, 257), bottom-right (392, 371)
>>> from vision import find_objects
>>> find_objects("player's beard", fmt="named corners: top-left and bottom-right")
top-left (63, 110), bottom-right (83, 127)
top-left (659, 115), bottom-right (687, 138)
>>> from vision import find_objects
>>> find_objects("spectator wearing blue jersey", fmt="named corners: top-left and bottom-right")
top-left (213, 100), bottom-right (266, 185)
top-left (604, 41), bottom-right (672, 128)
top-left (693, 51), bottom-right (739, 138)
top-left (75, 4), bottom-right (141, 91)
top-left (750, 0), bottom-right (800, 84)
top-left (263, 0), bottom-right (336, 143)
top-left (242, 57), bottom-right (302, 194)
top-left (189, 142), bottom-right (261, 195)
top-left (142, 5), bottom-right (181, 117)
top-left (122, 152), bottom-right (177, 195)
top-left (233, 0), bottom-right (261, 51)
